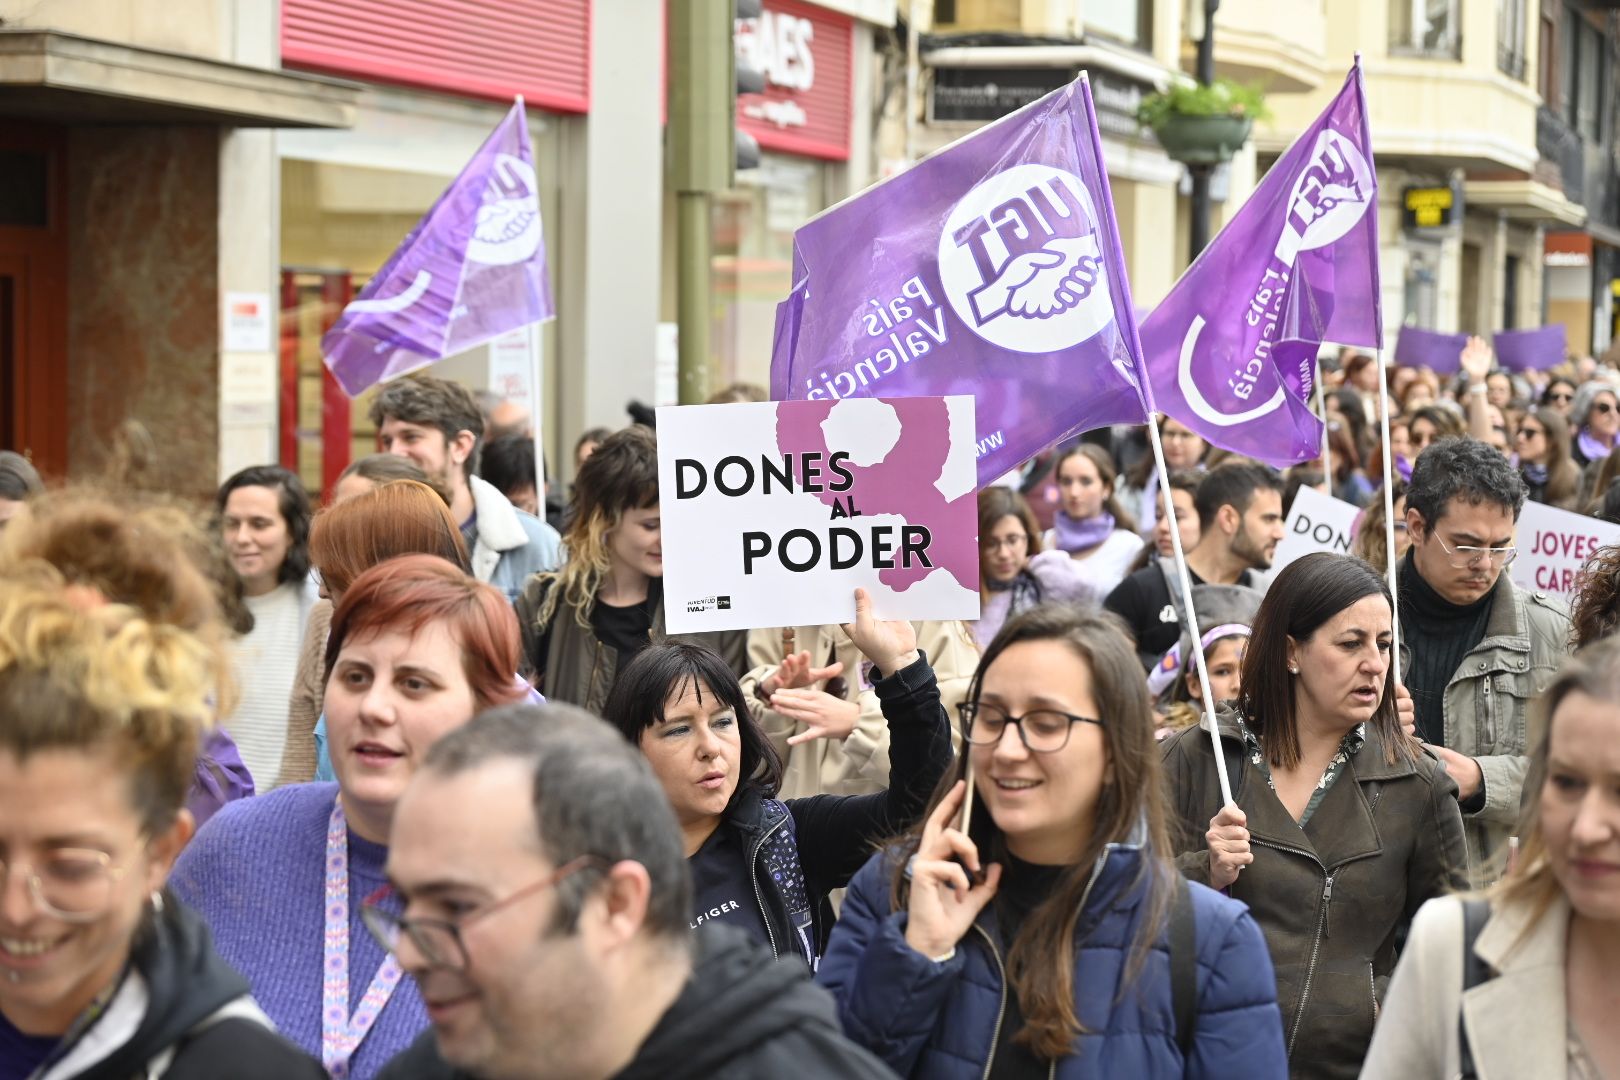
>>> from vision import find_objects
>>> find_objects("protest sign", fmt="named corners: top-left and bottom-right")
top-left (658, 396), bottom-right (981, 634)
top-left (1272, 486), bottom-right (1361, 572)
top-left (1393, 326), bottom-right (1466, 373)
top-left (1493, 325), bottom-right (1566, 372)
top-left (1510, 500), bottom-right (1620, 601)
top-left (770, 74), bottom-right (1150, 489)
top-left (1142, 63), bottom-right (1381, 468)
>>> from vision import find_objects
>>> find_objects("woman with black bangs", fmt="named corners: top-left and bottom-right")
top-left (1161, 553), bottom-right (1469, 1080)
top-left (601, 588), bottom-right (952, 967)
top-left (815, 605), bottom-right (1285, 1077)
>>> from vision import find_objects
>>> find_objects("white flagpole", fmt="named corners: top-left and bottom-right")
top-left (1317, 360), bottom-right (1333, 491)
top-left (1373, 349), bottom-right (1402, 688)
top-left (1148, 414), bottom-right (1235, 807)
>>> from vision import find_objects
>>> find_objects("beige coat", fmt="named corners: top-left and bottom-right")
top-left (276, 598), bottom-right (331, 789)
top-left (740, 621), bottom-right (977, 800)
top-left (1360, 894), bottom-right (1570, 1079)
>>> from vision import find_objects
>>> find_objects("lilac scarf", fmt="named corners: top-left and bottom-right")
top-left (1052, 510), bottom-right (1116, 554)
top-left (1579, 427), bottom-right (1614, 464)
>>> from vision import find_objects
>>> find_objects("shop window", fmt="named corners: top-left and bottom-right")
top-left (1497, 0), bottom-right (1527, 80)
top-left (1085, 0), bottom-right (1151, 51)
top-left (1390, 0), bottom-right (1461, 58)
top-left (710, 154), bottom-right (830, 392)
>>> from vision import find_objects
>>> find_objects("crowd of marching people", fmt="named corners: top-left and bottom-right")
top-left (4, 344), bottom-right (1620, 1080)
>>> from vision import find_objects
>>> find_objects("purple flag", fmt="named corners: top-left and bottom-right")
top-left (1493, 325), bottom-right (1567, 372)
top-left (769, 75), bottom-right (1149, 488)
top-left (323, 100), bottom-right (553, 397)
top-left (1393, 326), bottom-right (1467, 373)
top-left (1142, 65), bottom-right (1381, 468)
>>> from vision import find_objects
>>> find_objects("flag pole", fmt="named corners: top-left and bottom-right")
top-left (1317, 359), bottom-right (1332, 491)
top-left (1148, 413), bottom-right (1235, 807)
top-left (1373, 348), bottom-right (1402, 688)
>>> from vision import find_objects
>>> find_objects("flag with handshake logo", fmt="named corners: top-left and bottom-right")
top-left (323, 99), bottom-right (553, 397)
top-left (769, 74), bottom-right (1151, 488)
top-left (1141, 63), bottom-right (1382, 468)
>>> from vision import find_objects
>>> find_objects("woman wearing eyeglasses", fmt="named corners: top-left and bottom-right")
top-left (172, 555), bottom-right (526, 1080)
top-left (1161, 554), bottom-right (1469, 1080)
top-left (817, 605), bottom-right (1287, 1078)
top-left (0, 577), bottom-right (324, 1079)
top-left (600, 589), bottom-right (952, 969)
top-left (1570, 382), bottom-right (1620, 468)
top-left (1514, 408), bottom-right (1580, 510)
top-left (972, 487), bottom-right (1094, 648)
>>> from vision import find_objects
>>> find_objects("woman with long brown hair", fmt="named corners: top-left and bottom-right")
top-left (817, 605), bottom-right (1286, 1077)
top-left (1515, 407), bottom-right (1580, 510)
top-left (1362, 638), bottom-right (1620, 1077)
top-left (1161, 553), bottom-right (1468, 1079)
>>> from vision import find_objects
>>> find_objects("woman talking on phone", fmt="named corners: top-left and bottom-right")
top-left (817, 605), bottom-right (1286, 1077)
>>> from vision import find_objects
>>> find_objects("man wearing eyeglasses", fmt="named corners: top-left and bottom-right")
top-left (1399, 438), bottom-right (1570, 877)
top-left (373, 703), bottom-right (891, 1080)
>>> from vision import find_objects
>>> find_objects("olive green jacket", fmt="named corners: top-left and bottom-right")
top-left (1162, 712), bottom-right (1469, 1080)
top-left (1399, 573), bottom-right (1570, 877)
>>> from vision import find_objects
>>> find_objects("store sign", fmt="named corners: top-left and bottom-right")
top-left (736, 0), bottom-right (853, 160)
top-left (1089, 71), bottom-right (1154, 146)
top-left (928, 67), bottom-right (1073, 123)
top-left (1402, 185), bottom-right (1458, 229)
top-left (1545, 231), bottom-right (1593, 268)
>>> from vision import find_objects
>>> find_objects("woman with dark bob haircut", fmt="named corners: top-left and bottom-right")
top-left (601, 588), bottom-right (952, 967)
top-left (1161, 553), bottom-right (1469, 1080)
top-left (816, 605), bottom-right (1285, 1076)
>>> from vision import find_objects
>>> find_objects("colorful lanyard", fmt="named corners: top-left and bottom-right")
top-left (322, 799), bottom-right (404, 1079)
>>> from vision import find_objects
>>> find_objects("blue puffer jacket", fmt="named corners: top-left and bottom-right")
top-left (817, 839), bottom-right (1288, 1079)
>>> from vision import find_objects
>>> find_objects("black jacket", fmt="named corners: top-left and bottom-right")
top-left (31, 896), bottom-right (323, 1080)
top-left (731, 651), bottom-right (953, 965)
top-left (377, 923), bottom-right (893, 1079)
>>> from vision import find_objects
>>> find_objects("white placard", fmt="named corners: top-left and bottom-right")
top-left (488, 326), bottom-right (534, 410)
top-left (223, 291), bottom-right (273, 353)
top-left (1273, 485), bottom-right (1362, 572)
top-left (657, 396), bottom-right (981, 635)
top-left (1510, 500), bottom-right (1620, 601)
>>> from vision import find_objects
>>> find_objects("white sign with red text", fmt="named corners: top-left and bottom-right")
top-left (1510, 500), bottom-right (1620, 600)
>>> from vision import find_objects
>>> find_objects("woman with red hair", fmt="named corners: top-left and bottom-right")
top-left (172, 555), bottom-right (525, 1080)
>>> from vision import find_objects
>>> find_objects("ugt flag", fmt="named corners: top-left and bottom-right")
top-left (323, 100), bottom-right (553, 397)
top-left (770, 74), bottom-right (1150, 488)
top-left (1142, 64), bottom-right (1381, 468)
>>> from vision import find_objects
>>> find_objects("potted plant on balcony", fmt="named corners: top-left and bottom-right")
top-left (1137, 79), bottom-right (1269, 165)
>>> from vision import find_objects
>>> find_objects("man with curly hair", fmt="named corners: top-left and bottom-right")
top-left (1399, 437), bottom-right (1570, 876)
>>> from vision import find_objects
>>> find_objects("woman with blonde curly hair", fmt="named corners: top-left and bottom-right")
top-left (0, 487), bottom-right (256, 825)
top-left (514, 425), bottom-right (746, 712)
top-left (0, 574), bottom-right (324, 1077)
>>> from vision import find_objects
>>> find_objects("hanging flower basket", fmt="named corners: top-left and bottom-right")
top-left (1153, 114), bottom-right (1255, 165)
top-left (1137, 79), bottom-right (1268, 166)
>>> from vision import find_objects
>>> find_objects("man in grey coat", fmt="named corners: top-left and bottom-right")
top-left (1398, 437), bottom-right (1570, 877)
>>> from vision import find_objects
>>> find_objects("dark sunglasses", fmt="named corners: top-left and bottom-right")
top-left (1595, 402), bottom-right (1616, 416)
top-left (1547, 392), bottom-right (1573, 403)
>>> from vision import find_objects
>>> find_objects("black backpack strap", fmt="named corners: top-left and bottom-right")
top-left (1170, 876), bottom-right (1199, 1059)
top-left (1456, 898), bottom-right (1493, 1080)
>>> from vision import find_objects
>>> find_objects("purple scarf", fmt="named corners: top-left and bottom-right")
top-left (1579, 427), bottom-right (1614, 464)
top-left (1052, 510), bottom-right (1116, 554)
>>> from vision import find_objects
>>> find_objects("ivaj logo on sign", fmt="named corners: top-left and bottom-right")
top-left (936, 164), bottom-right (1115, 353)
top-left (1177, 128), bottom-right (1374, 428)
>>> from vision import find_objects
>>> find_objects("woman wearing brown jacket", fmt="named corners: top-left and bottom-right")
top-left (1161, 553), bottom-right (1469, 1080)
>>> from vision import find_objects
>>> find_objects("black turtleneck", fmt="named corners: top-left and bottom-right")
top-left (1397, 551), bottom-right (1495, 746)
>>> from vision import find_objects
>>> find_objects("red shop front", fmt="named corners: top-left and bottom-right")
top-left (275, 0), bottom-right (586, 498)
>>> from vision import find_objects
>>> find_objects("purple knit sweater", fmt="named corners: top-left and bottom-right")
top-left (170, 782), bottom-right (427, 1080)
